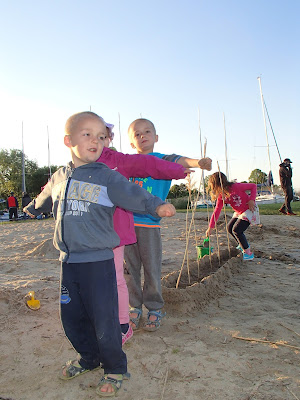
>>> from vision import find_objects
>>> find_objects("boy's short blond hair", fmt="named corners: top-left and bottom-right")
top-left (65, 112), bottom-right (105, 136)
top-left (128, 118), bottom-right (156, 138)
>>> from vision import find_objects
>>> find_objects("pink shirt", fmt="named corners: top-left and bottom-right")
top-left (209, 182), bottom-right (257, 229)
top-left (97, 147), bottom-right (186, 246)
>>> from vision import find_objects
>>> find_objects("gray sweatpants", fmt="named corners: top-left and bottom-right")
top-left (124, 226), bottom-right (163, 311)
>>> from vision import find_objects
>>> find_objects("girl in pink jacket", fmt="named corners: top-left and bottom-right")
top-left (97, 126), bottom-right (187, 344)
top-left (206, 172), bottom-right (257, 261)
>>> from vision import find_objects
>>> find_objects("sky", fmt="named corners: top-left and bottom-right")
top-left (0, 0), bottom-right (299, 191)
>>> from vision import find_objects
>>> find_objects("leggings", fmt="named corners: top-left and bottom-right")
top-left (227, 217), bottom-right (250, 250)
top-left (113, 245), bottom-right (129, 325)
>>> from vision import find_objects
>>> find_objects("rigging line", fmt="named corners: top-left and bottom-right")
top-left (254, 145), bottom-right (276, 148)
top-left (257, 76), bottom-right (274, 194)
top-left (263, 99), bottom-right (282, 163)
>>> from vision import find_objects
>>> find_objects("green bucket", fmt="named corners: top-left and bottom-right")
top-left (196, 245), bottom-right (213, 259)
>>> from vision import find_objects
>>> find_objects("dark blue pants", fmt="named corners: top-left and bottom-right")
top-left (9, 207), bottom-right (18, 220)
top-left (60, 259), bottom-right (127, 374)
top-left (227, 217), bottom-right (250, 250)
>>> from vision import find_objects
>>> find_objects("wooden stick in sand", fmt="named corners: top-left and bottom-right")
top-left (176, 136), bottom-right (207, 288)
top-left (160, 366), bottom-right (169, 400)
top-left (185, 175), bottom-right (193, 285)
top-left (283, 384), bottom-right (300, 400)
top-left (232, 335), bottom-right (300, 350)
top-left (279, 322), bottom-right (300, 339)
top-left (176, 173), bottom-right (201, 288)
top-left (210, 199), bottom-right (221, 266)
top-left (217, 162), bottom-right (231, 258)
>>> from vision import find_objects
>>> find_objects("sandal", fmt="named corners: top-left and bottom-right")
top-left (143, 310), bottom-right (166, 332)
top-left (59, 359), bottom-right (91, 380)
top-left (96, 374), bottom-right (123, 397)
top-left (129, 307), bottom-right (142, 330)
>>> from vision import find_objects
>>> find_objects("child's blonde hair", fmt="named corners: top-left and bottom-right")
top-left (128, 118), bottom-right (156, 137)
top-left (65, 112), bottom-right (105, 136)
top-left (207, 172), bottom-right (233, 201)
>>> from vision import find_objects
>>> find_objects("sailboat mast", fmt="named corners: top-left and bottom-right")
top-left (118, 112), bottom-right (122, 152)
top-left (257, 77), bottom-right (273, 192)
top-left (47, 125), bottom-right (52, 179)
top-left (198, 108), bottom-right (205, 198)
top-left (21, 121), bottom-right (26, 193)
top-left (223, 112), bottom-right (229, 180)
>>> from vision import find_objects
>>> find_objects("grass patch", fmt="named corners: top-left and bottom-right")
top-left (175, 201), bottom-right (300, 216)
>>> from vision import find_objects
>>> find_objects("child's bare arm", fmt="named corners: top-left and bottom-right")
top-left (247, 199), bottom-right (255, 211)
top-left (23, 208), bottom-right (36, 218)
top-left (176, 157), bottom-right (212, 171)
top-left (155, 203), bottom-right (176, 218)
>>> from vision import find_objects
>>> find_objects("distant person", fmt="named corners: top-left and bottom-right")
top-left (7, 192), bottom-right (18, 221)
top-left (279, 158), bottom-right (295, 216)
top-left (206, 172), bottom-right (257, 261)
top-left (21, 192), bottom-right (32, 219)
top-left (24, 111), bottom-right (176, 397)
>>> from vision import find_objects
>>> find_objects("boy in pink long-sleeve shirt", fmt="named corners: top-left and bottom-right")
top-left (206, 172), bottom-right (257, 261)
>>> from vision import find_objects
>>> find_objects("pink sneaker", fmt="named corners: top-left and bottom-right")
top-left (122, 325), bottom-right (133, 345)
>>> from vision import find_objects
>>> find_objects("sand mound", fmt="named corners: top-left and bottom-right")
top-left (25, 238), bottom-right (59, 259)
top-left (162, 248), bottom-right (242, 315)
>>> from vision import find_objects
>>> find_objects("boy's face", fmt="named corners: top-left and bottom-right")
top-left (129, 120), bottom-right (158, 154)
top-left (64, 116), bottom-right (106, 167)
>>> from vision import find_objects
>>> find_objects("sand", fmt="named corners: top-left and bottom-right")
top-left (0, 213), bottom-right (299, 400)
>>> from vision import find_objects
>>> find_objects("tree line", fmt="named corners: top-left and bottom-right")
top-left (0, 149), bottom-right (60, 206)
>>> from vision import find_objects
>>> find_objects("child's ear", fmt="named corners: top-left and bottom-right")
top-left (64, 135), bottom-right (72, 148)
top-left (155, 135), bottom-right (158, 143)
top-left (130, 142), bottom-right (136, 149)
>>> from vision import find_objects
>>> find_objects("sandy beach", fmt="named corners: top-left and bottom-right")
top-left (0, 212), bottom-right (299, 400)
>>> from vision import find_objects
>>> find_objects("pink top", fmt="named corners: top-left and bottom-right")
top-left (209, 182), bottom-right (257, 229)
top-left (97, 147), bottom-right (186, 246)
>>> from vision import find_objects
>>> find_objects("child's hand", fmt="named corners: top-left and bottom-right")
top-left (205, 227), bottom-right (212, 237)
top-left (247, 200), bottom-right (255, 212)
top-left (156, 203), bottom-right (176, 218)
top-left (198, 157), bottom-right (212, 171)
top-left (23, 208), bottom-right (35, 219)
top-left (184, 168), bottom-right (195, 175)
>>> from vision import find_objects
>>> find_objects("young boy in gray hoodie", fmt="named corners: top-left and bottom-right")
top-left (24, 111), bottom-right (175, 397)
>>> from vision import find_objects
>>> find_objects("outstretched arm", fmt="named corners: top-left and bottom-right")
top-left (107, 171), bottom-right (173, 219)
top-left (99, 148), bottom-right (189, 180)
top-left (206, 195), bottom-right (223, 234)
top-left (23, 181), bottom-right (53, 217)
top-left (176, 156), bottom-right (212, 171)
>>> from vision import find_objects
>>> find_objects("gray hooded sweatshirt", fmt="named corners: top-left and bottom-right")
top-left (25, 162), bottom-right (165, 263)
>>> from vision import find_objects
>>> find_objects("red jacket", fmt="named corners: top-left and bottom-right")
top-left (7, 195), bottom-right (18, 209)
